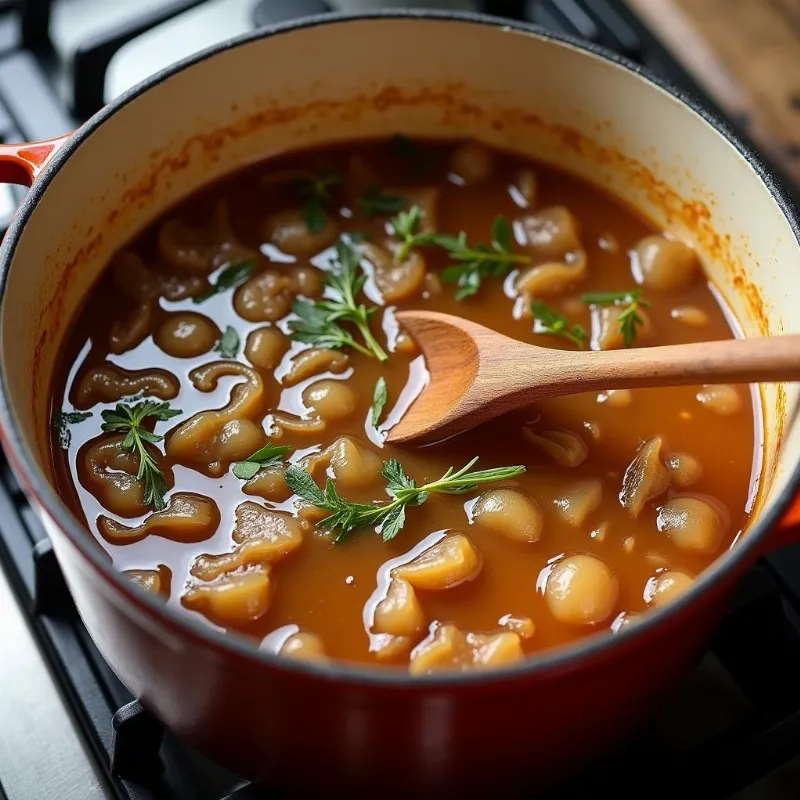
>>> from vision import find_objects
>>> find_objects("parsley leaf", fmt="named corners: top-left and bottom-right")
top-left (390, 205), bottom-right (437, 262)
top-left (358, 187), bottom-right (408, 219)
top-left (436, 216), bottom-right (531, 300)
top-left (193, 260), bottom-right (255, 304)
top-left (371, 376), bottom-right (388, 427)
top-left (286, 456), bottom-right (525, 543)
top-left (231, 441), bottom-right (293, 481)
top-left (289, 238), bottom-right (388, 361)
top-left (580, 288), bottom-right (650, 348)
top-left (295, 171), bottom-right (343, 232)
top-left (100, 401), bottom-right (182, 511)
top-left (214, 325), bottom-right (240, 359)
top-left (389, 134), bottom-right (430, 174)
top-left (53, 410), bottom-right (92, 449)
top-left (530, 300), bottom-right (587, 349)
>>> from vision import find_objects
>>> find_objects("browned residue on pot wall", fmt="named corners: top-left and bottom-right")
top-left (35, 81), bottom-right (777, 495)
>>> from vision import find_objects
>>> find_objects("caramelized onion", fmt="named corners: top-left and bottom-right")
top-left (98, 493), bottom-right (220, 545)
top-left (552, 480), bottom-right (602, 527)
top-left (657, 496), bottom-right (725, 554)
top-left (515, 251), bottom-right (587, 297)
top-left (167, 362), bottom-right (266, 475)
top-left (472, 488), bottom-right (543, 543)
top-left (264, 208), bottom-right (339, 256)
top-left (665, 452), bottom-right (703, 488)
top-left (632, 234), bottom-right (699, 292)
top-left (410, 624), bottom-right (523, 675)
top-left (124, 565), bottom-right (171, 598)
top-left (647, 570), bottom-right (693, 607)
top-left (74, 364), bottom-right (179, 410)
top-left (154, 313), bottom-right (219, 358)
top-left (191, 504), bottom-right (303, 582)
top-left (449, 141), bottom-right (494, 185)
top-left (361, 241), bottom-right (426, 303)
top-left (299, 437), bottom-right (382, 490)
top-left (591, 304), bottom-right (654, 350)
top-left (522, 427), bottom-right (587, 467)
top-left (234, 270), bottom-right (294, 323)
top-left (81, 436), bottom-right (173, 518)
top-left (393, 534), bottom-right (482, 591)
top-left (373, 578), bottom-right (426, 638)
top-left (545, 554), bottom-right (618, 625)
top-left (245, 327), bottom-right (289, 372)
top-left (280, 632), bottom-right (328, 662)
top-left (619, 437), bottom-right (669, 518)
top-left (183, 567), bottom-right (272, 626)
top-left (519, 206), bottom-right (581, 260)
top-left (282, 348), bottom-right (349, 387)
top-left (158, 201), bottom-right (255, 273)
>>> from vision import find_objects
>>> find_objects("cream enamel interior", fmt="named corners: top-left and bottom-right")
top-left (1, 17), bottom-right (798, 545)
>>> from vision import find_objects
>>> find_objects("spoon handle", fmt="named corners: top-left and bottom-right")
top-left (573, 334), bottom-right (800, 390)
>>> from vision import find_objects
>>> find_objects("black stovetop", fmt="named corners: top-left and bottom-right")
top-left (2, 2), bottom-right (800, 798)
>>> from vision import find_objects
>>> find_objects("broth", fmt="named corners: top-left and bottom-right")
top-left (50, 138), bottom-right (758, 672)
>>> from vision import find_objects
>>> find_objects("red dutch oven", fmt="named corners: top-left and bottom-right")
top-left (0, 11), bottom-right (799, 798)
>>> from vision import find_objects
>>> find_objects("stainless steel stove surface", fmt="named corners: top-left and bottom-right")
top-left (2, 2), bottom-right (800, 799)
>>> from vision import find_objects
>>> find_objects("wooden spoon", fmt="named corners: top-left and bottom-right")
top-left (386, 310), bottom-right (800, 445)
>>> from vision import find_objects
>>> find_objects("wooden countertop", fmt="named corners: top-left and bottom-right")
top-left (626, 0), bottom-right (800, 184)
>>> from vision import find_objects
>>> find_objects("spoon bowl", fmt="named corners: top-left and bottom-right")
top-left (387, 310), bottom-right (800, 445)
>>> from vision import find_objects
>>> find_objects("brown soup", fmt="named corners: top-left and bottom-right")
top-left (50, 138), bottom-right (758, 673)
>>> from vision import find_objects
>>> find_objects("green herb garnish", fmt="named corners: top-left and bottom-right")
top-left (285, 456), bottom-right (525, 543)
top-left (54, 410), bottom-right (92, 449)
top-left (214, 325), bottom-right (240, 359)
top-left (371, 376), bottom-right (388, 427)
top-left (390, 205), bottom-right (434, 262)
top-left (358, 187), bottom-right (408, 219)
top-left (580, 288), bottom-right (650, 347)
top-left (193, 260), bottom-right (255, 304)
top-left (390, 134), bottom-right (422, 160)
top-left (289, 238), bottom-right (388, 361)
top-left (437, 216), bottom-right (531, 300)
top-left (295, 171), bottom-right (343, 232)
top-left (232, 441), bottom-right (293, 481)
top-left (100, 401), bottom-right (182, 511)
top-left (530, 300), bottom-right (587, 349)
top-left (390, 133), bottom-right (429, 166)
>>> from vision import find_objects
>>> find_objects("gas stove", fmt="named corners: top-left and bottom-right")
top-left (2, 2), bottom-right (800, 799)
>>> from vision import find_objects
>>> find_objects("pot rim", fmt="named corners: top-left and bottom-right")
top-left (1, 9), bottom-right (798, 689)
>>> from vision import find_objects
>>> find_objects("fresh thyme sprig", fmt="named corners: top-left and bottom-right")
top-left (295, 171), bottom-right (343, 232)
top-left (285, 456), bottom-right (526, 542)
top-left (100, 401), bottom-right (182, 511)
top-left (358, 187), bottom-right (408, 219)
top-left (391, 208), bottom-right (532, 298)
top-left (390, 205), bottom-right (434, 262)
top-left (530, 300), bottom-right (587, 349)
top-left (580, 288), bottom-right (650, 347)
top-left (289, 238), bottom-right (388, 361)
top-left (437, 217), bottom-right (531, 300)
top-left (232, 441), bottom-right (293, 481)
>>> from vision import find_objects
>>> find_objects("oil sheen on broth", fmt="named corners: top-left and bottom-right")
top-left (51, 138), bottom-right (757, 673)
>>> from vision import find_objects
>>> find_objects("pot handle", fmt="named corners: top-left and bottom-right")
top-left (0, 134), bottom-right (71, 186)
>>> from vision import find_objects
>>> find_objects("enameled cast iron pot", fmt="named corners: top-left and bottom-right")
top-left (1, 12), bottom-right (800, 797)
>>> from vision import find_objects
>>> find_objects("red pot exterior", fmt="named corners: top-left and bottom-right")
top-left (46, 503), bottom-right (741, 798)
